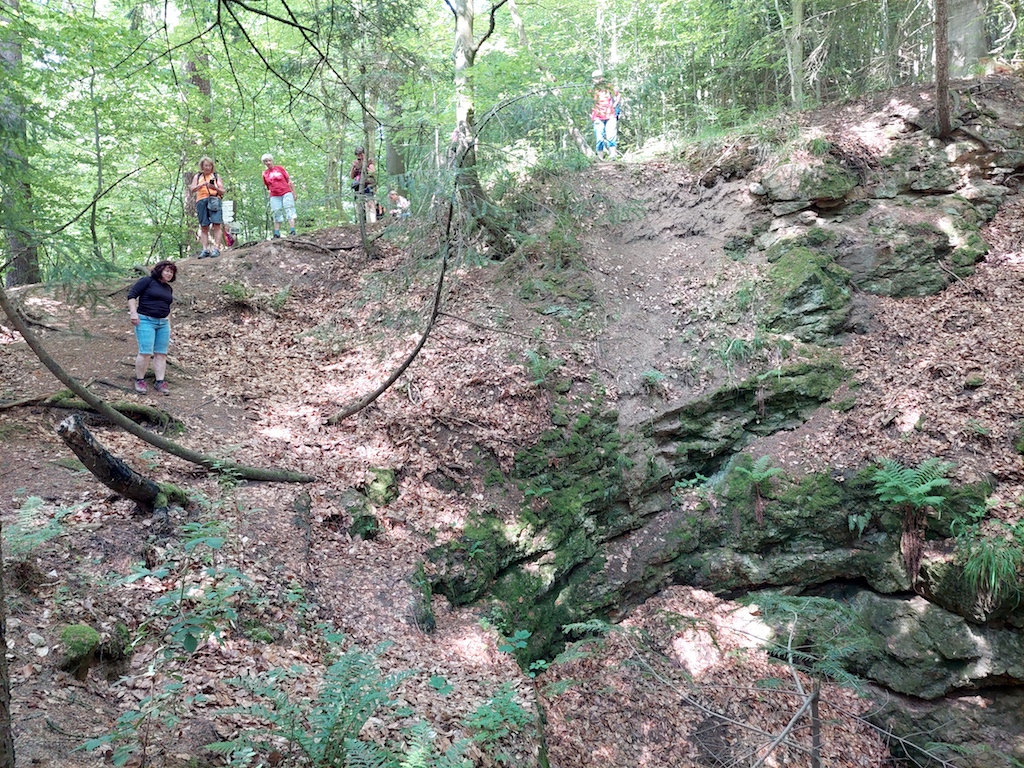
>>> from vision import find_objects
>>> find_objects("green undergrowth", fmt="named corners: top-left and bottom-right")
top-left (428, 395), bottom-right (635, 665)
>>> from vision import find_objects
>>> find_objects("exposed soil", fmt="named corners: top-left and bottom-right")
top-left (3, 79), bottom-right (1024, 767)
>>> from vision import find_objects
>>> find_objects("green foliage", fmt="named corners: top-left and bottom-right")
top-left (872, 458), bottom-right (954, 513)
top-left (210, 635), bottom-right (468, 768)
top-left (806, 137), bottom-right (833, 156)
top-left (465, 682), bottom-right (533, 759)
top-left (121, 519), bottom-right (247, 654)
top-left (2, 496), bottom-right (69, 560)
top-left (640, 368), bottom-right (667, 394)
top-left (523, 348), bottom-right (563, 386)
top-left (84, 679), bottom-right (202, 767)
top-left (848, 511), bottom-right (871, 538)
top-left (746, 592), bottom-right (877, 688)
top-left (733, 455), bottom-right (782, 493)
top-left (955, 513), bottom-right (1024, 610)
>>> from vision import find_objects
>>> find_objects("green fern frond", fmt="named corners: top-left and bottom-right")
top-left (872, 457), bottom-right (954, 511)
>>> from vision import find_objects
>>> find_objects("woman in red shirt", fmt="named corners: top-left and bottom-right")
top-left (261, 154), bottom-right (297, 238)
top-left (591, 71), bottom-right (621, 160)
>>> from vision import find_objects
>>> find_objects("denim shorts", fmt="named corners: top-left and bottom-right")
top-left (196, 197), bottom-right (223, 227)
top-left (135, 314), bottom-right (170, 355)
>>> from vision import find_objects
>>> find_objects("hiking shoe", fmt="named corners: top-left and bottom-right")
top-left (273, 232), bottom-right (281, 239)
top-left (210, 249), bottom-right (220, 258)
top-left (134, 378), bottom-right (148, 394)
top-left (153, 380), bottom-right (170, 395)
top-left (198, 249), bottom-right (211, 259)
top-left (289, 228), bottom-right (296, 235)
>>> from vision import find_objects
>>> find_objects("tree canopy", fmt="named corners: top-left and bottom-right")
top-left (3, 0), bottom-right (1024, 282)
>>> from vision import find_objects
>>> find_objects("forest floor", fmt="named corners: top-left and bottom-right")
top-left (3, 80), bottom-right (1024, 767)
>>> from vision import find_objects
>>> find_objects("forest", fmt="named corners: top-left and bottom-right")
top-left (0, 0), bottom-right (1013, 280)
top-left (5, 0), bottom-right (1024, 767)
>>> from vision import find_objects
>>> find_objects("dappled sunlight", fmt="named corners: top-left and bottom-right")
top-left (451, 627), bottom-right (497, 666)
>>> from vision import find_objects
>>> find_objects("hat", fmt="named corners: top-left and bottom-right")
top-left (591, 70), bottom-right (603, 80)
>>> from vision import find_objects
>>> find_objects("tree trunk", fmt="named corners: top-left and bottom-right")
top-left (1, 0), bottom-right (40, 287)
top-left (936, 0), bottom-right (952, 138)
top-left (448, 0), bottom-right (515, 257)
top-left (0, 522), bottom-right (12, 768)
top-left (777, 0), bottom-right (805, 109)
top-left (56, 414), bottom-right (163, 508)
top-left (948, 0), bottom-right (987, 77)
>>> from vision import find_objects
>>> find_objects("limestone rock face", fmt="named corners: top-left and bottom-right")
top-left (851, 592), bottom-right (1024, 699)
top-left (761, 160), bottom-right (859, 204)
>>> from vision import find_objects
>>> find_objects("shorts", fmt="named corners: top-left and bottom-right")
top-left (135, 314), bottom-right (170, 356)
top-left (196, 197), bottom-right (223, 227)
top-left (270, 192), bottom-right (296, 223)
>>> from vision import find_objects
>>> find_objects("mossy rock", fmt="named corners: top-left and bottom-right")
top-left (763, 244), bottom-right (852, 340)
top-left (761, 160), bottom-right (858, 203)
top-left (59, 624), bottom-right (101, 680)
top-left (349, 512), bottom-right (380, 540)
top-left (366, 467), bottom-right (398, 506)
top-left (651, 358), bottom-right (847, 479)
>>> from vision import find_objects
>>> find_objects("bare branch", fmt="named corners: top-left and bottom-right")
top-left (46, 160), bottom-right (159, 237)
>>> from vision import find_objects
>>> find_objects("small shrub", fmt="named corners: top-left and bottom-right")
top-left (640, 368), bottom-right (667, 394)
top-left (466, 682), bottom-right (533, 757)
top-left (957, 524), bottom-right (1023, 612)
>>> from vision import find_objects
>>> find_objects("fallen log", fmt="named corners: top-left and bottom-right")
top-left (55, 414), bottom-right (189, 513)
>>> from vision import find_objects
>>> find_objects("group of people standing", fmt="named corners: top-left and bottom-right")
top-left (136, 69), bottom-right (616, 395)
top-left (188, 153), bottom-right (298, 258)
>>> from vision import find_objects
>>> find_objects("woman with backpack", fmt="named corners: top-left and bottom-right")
top-left (591, 71), bottom-right (621, 160)
top-left (188, 156), bottom-right (226, 258)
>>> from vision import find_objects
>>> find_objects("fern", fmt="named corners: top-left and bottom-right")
top-left (212, 636), bottom-right (468, 767)
top-left (733, 455), bottom-right (783, 522)
top-left (873, 458), bottom-right (955, 584)
top-left (872, 458), bottom-right (953, 513)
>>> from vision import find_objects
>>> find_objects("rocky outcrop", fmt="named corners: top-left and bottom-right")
top-left (850, 592), bottom-right (1024, 699)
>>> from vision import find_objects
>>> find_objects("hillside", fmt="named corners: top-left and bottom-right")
top-left (4, 77), bottom-right (1024, 767)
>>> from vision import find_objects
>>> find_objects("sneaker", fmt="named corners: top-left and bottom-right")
top-left (289, 228), bottom-right (296, 235)
top-left (198, 249), bottom-right (211, 259)
top-left (273, 232), bottom-right (281, 239)
top-left (210, 249), bottom-right (220, 258)
top-left (134, 378), bottom-right (147, 394)
top-left (153, 381), bottom-right (170, 395)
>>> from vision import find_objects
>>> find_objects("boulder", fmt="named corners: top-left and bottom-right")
top-left (850, 592), bottom-right (1024, 699)
top-left (761, 160), bottom-right (859, 204)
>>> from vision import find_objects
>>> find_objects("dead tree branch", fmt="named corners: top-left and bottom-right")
top-left (56, 414), bottom-right (189, 512)
top-left (325, 196), bottom-right (455, 425)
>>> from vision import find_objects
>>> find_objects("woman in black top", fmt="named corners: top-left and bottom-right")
top-left (127, 260), bottom-right (177, 395)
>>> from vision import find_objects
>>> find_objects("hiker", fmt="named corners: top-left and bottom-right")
top-left (261, 153), bottom-right (297, 238)
top-left (350, 147), bottom-right (378, 222)
top-left (387, 190), bottom-right (410, 218)
top-left (591, 70), bottom-right (621, 160)
top-left (188, 157), bottom-right (226, 258)
top-left (127, 260), bottom-right (177, 395)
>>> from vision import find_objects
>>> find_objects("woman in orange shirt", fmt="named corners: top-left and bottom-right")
top-left (188, 156), bottom-right (226, 258)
